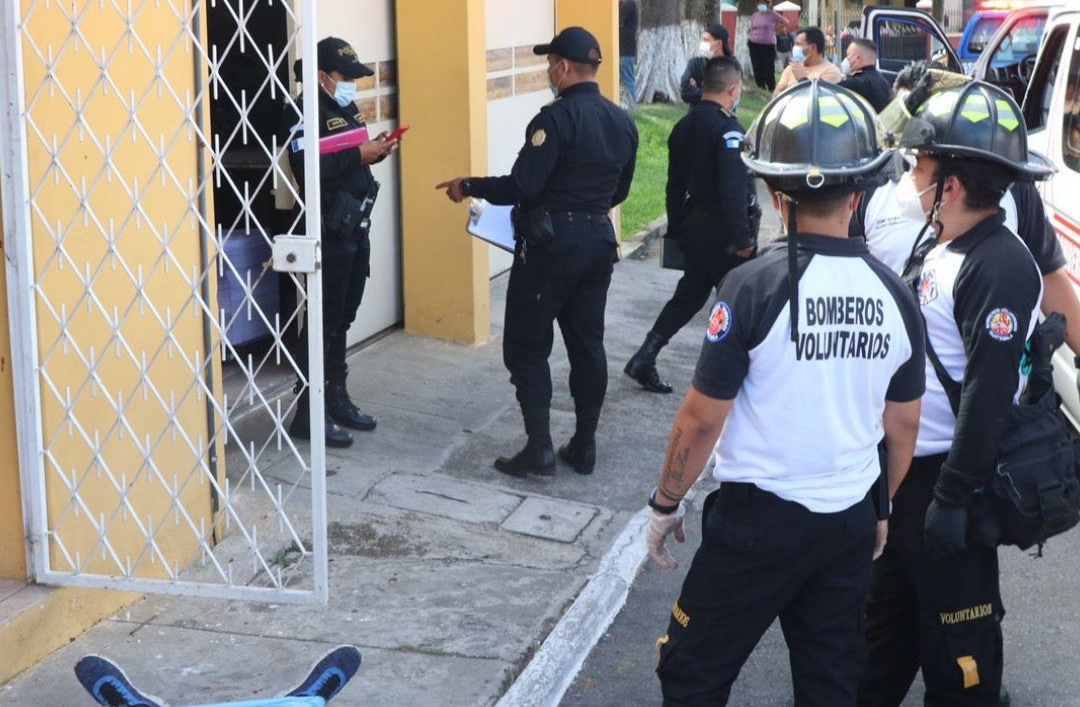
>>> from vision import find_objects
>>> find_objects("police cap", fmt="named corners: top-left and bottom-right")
top-left (534, 27), bottom-right (603, 66)
top-left (317, 37), bottom-right (374, 79)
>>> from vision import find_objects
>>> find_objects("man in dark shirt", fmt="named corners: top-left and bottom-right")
top-left (619, 0), bottom-right (639, 109)
top-left (437, 27), bottom-right (638, 478)
top-left (839, 38), bottom-right (892, 112)
top-left (626, 56), bottom-right (755, 394)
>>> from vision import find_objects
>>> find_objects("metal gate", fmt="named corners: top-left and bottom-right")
top-left (0, 0), bottom-right (332, 604)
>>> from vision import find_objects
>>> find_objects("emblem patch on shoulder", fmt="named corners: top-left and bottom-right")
top-left (985, 308), bottom-right (1018, 341)
top-left (530, 129), bottom-right (546, 147)
top-left (706, 302), bottom-right (733, 343)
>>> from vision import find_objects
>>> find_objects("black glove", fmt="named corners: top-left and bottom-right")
top-left (924, 498), bottom-right (968, 558)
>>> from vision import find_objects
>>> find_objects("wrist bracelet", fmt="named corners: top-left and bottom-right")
top-left (462, 178), bottom-right (471, 197)
top-left (648, 487), bottom-right (681, 515)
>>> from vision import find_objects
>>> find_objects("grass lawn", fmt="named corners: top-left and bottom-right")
top-left (621, 86), bottom-right (772, 239)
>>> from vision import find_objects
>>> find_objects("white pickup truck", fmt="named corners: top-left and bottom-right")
top-left (1018, 5), bottom-right (1080, 428)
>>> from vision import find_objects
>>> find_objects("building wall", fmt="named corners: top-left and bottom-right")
top-left (0, 191), bottom-right (25, 580)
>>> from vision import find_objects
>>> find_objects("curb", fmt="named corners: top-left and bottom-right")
top-left (494, 508), bottom-right (651, 707)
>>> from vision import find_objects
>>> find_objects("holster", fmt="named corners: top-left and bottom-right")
top-left (324, 180), bottom-right (380, 239)
top-left (511, 203), bottom-right (554, 248)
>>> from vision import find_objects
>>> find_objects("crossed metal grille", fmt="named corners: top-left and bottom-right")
top-left (3, 0), bottom-right (329, 603)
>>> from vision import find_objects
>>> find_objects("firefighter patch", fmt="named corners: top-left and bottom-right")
top-left (917, 269), bottom-right (938, 306)
top-left (985, 308), bottom-right (1017, 341)
top-left (706, 301), bottom-right (733, 343)
top-left (530, 129), bottom-right (547, 147)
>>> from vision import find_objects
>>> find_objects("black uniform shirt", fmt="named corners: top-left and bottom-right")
top-left (283, 89), bottom-right (377, 204)
top-left (680, 57), bottom-right (707, 105)
top-left (838, 66), bottom-right (892, 113)
top-left (666, 100), bottom-right (752, 249)
top-left (467, 82), bottom-right (638, 213)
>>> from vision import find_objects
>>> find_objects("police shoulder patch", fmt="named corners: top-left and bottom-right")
top-left (530, 128), bottom-right (547, 147)
top-left (705, 301), bottom-right (733, 343)
top-left (985, 307), bottom-right (1018, 341)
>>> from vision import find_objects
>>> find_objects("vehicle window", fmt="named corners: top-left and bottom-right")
top-left (874, 17), bottom-right (961, 73)
top-left (990, 16), bottom-right (1047, 67)
top-left (1023, 24), bottom-right (1068, 130)
top-left (1063, 28), bottom-right (1080, 174)
top-left (968, 17), bottom-right (1005, 54)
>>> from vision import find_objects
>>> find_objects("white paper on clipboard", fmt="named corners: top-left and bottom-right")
top-left (466, 199), bottom-right (515, 253)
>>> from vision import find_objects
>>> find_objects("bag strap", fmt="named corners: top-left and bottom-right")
top-left (923, 321), bottom-right (962, 417)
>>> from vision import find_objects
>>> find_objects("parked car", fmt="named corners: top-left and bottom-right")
top-left (1018, 4), bottom-right (1080, 427)
top-left (958, 9), bottom-right (1009, 74)
top-left (860, 6), bottom-right (962, 85)
top-left (971, 1), bottom-right (1063, 101)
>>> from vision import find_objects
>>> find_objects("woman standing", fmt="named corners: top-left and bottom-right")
top-left (680, 23), bottom-right (733, 105)
top-left (748, 1), bottom-right (787, 91)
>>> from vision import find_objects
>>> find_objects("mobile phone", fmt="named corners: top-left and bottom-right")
top-left (386, 124), bottom-right (410, 141)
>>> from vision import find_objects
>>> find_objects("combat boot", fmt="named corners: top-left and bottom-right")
top-left (558, 405), bottom-right (600, 475)
top-left (289, 389), bottom-right (354, 448)
top-left (326, 381), bottom-right (377, 431)
top-left (624, 331), bottom-right (673, 394)
top-left (495, 407), bottom-right (555, 477)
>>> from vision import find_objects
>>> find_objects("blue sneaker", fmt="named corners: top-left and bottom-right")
top-left (284, 646), bottom-right (361, 703)
top-left (74, 656), bottom-right (166, 707)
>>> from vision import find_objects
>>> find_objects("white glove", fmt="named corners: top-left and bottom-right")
top-left (647, 503), bottom-right (687, 570)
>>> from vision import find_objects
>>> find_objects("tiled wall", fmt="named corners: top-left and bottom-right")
top-left (350, 59), bottom-right (398, 124)
top-left (486, 44), bottom-right (549, 100)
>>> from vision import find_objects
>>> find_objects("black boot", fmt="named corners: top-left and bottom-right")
top-left (624, 332), bottom-right (673, 394)
top-left (326, 381), bottom-right (377, 431)
top-left (495, 408), bottom-right (555, 477)
top-left (289, 390), bottom-right (354, 448)
top-left (558, 405), bottom-right (600, 475)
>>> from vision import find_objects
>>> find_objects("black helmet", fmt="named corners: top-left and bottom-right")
top-left (900, 81), bottom-right (1053, 181)
top-left (742, 79), bottom-right (893, 197)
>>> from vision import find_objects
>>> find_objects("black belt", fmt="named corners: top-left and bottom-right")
top-left (547, 209), bottom-right (610, 224)
top-left (719, 481), bottom-right (791, 505)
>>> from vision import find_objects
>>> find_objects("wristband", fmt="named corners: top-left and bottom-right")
top-left (648, 487), bottom-right (681, 515)
top-left (462, 178), bottom-right (472, 197)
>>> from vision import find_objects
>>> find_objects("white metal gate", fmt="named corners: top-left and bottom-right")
top-left (0, 0), bottom-right (332, 603)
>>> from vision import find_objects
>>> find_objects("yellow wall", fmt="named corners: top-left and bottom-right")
top-left (0, 189), bottom-right (26, 579)
top-left (556, 1), bottom-right (619, 104)
top-left (19, 2), bottom-right (215, 579)
top-left (398, 0), bottom-right (491, 343)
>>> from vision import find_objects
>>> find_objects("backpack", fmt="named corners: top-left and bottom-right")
top-left (927, 313), bottom-right (1080, 552)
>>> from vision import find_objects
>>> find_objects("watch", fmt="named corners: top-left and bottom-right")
top-left (461, 178), bottom-right (472, 197)
top-left (648, 487), bottom-right (681, 515)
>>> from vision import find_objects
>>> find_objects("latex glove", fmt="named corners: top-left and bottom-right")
top-left (873, 519), bottom-right (888, 561)
top-left (924, 498), bottom-right (968, 558)
top-left (647, 503), bottom-right (686, 570)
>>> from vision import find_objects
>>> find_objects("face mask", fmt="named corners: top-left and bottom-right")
top-left (698, 40), bottom-right (713, 58)
top-left (758, 4), bottom-right (768, 11)
top-left (332, 79), bottom-right (356, 108)
top-left (895, 173), bottom-right (936, 223)
top-left (792, 46), bottom-right (805, 62)
top-left (547, 62), bottom-right (564, 96)
top-left (840, 58), bottom-right (852, 75)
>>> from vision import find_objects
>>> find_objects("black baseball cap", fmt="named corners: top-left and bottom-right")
top-left (317, 37), bottom-right (374, 78)
top-left (533, 27), bottom-right (602, 66)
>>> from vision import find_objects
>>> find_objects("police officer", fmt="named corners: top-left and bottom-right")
top-left (282, 37), bottom-right (398, 448)
top-left (625, 55), bottom-right (755, 394)
top-left (857, 82), bottom-right (1052, 707)
top-left (647, 81), bottom-right (925, 706)
top-left (838, 39), bottom-right (892, 113)
top-left (437, 27), bottom-right (638, 477)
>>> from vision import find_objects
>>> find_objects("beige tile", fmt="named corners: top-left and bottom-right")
top-left (514, 46), bottom-right (546, 68)
top-left (379, 94), bottom-right (397, 123)
top-left (354, 72), bottom-right (377, 91)
top-left (378, 60), bottom-right (397, 88)
top-left (486, 48), bottom-right (513, 73)
top-left (356, 97), bottom-right (377, 124)
top-left (487, 76), bottom-right (513, 100)
top-left (514, 69), bottom-right (548, 96)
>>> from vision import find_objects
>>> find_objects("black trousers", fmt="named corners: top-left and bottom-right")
top-left (652, 214), bottom-right (747, 342)
top-left (859, 454), bottom-right (1003, 707)
top-left (295, 228), bottom-right (371, 386)
top-left (502, 215), bottom-right (616, 412)
top-left (748, 41), bottom-right (777, 91)
top-left (656, 483), bottom-right (877, 707)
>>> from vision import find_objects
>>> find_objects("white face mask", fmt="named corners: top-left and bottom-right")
top-left (791, 45), bottom-right (805, 62)
top-left (758, 4), bottom-right (768, 11)
top-left (840, 58), bottom-right (852, 75)
top-left (698, 40), bottom-right (713, 58)
top-left (895, 173), bottom-right (936, 224)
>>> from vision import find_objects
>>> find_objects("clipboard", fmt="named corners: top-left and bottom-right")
top-left (466, 199), bottom-right (515, 253)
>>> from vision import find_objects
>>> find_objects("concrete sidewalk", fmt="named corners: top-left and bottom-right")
top-left (0, 228), bottom-right (707, 707)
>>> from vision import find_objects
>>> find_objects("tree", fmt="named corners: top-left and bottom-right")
top-left (636, 0), bottom-right (685, 103)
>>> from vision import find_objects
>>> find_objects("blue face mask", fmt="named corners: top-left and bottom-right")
top-left (332, 79), bottom-right (357, 108)
top-left (792, 45), bottom-right (806, 62)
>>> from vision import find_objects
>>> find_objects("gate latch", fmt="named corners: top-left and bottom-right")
top-left (271, 235), bottom-right (320, 274)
